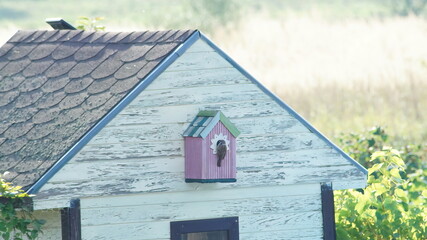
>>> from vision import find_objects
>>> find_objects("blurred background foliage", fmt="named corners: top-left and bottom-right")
top-left (0, 0), bottom-right (426, 145)
top-left (335, 128), bottom-right (426, 239)
top-left (0, 1), bottom-right (426, 238)
top-left (1, 0), bottom-right (427, 31)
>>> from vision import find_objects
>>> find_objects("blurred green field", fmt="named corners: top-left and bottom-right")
top-left (217, 15), bottom-right (427, 145)
top-left (0, 0), bottom-right (420, 31)
top-left (0, 0), bottom-right (426, 144)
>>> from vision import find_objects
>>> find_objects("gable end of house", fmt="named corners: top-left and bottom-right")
top-left (0, 29), bottom-right (367, 195)
top-left (197, 33), bottom-right (368, 189)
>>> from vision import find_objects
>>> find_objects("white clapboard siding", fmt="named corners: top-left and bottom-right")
top-left (134, 83), bottom-right (270, 108)
top-left (149, 67), bottom-right (251, 89)
top-left (49, 149), bottom-right (352, 183)
top-left (240, 212), bottom-right (323, 232)
top-left (240, 228), bottom-right (323, 240)
top-left (70, 132), bottom-right (328, 162)
top-left (238, 148), bottom-right (351, 168)
top-left (81, 212), bottom-right (322, 240)
top-left (72, 140), bottom-right (182, 160)
top-left (86, 235), bottom-right (323, 240)
top-left (109, 100), bottom-right (289, 126)
top-left (29, 184), bottom-right (320, 209)
top-left (90, 115), bottom-right (307, 144)
top-left (334, 178), bottom-right (368, 190)
top-left (78, 184), bottom-right (322, 240)
top-left (36, 163), bottom-right (362, 201)
top-left (185, 39), bottom-right (215, 53)
top-left (34, 198), bottom-right (71, 211)
top-left (81, 194), bottom-right (321, 225)
top-left (79, 184), bottom-right (320, 208)
top-left (165, 51), bottom-right (231, 71)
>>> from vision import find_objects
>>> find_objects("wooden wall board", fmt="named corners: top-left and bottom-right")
top-left (35, 162), bottom-right (363, 200)
top-left (111, 100), bottom-right (289, 126)
top-left (80, 194), bottom-right (321, 226)
top-left (79, 212), bottom-right (322, 240)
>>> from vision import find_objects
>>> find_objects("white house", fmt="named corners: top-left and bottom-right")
top-left (0, 21), bottom-right (367, 240)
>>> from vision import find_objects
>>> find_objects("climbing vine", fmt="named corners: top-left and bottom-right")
top-left (0, 176), bottom-right (45, 240)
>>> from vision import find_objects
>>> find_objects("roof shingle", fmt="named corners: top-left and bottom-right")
top-left (0, 29), bottom-right (195, 189)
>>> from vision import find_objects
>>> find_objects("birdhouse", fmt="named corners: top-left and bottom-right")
top-left (183, 111), bottom-right (240, 183)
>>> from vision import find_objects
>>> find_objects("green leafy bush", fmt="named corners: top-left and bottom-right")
top-left (390, 0), bottom-right (427, 16)
top-left (335, 128), bottom-right (426, 239)
top-left (0, 176), bottom-right (45, 240)
top-left (338, 126), bottom-right (425, 173)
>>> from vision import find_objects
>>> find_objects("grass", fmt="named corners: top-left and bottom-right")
top-left (0, 0), bottom-right (426, 144)
top-left (0, 0), bottom-right (407, 30)
top-left (213, 15), bottom-right (427, 144)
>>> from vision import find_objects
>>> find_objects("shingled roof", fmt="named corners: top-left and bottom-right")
top-left (0, 29), bottom-right (195, 190)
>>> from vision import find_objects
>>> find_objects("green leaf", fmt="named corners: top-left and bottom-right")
top-left (371, 151), bottom-right (385, 160)
top-left (367, 138), bottom-right (375, 147)
top-left (2, 231), bottom-right (10, 240)
top-left (369, 163), bottom-right (383, 175)
top-left (391, 155), bottom-right (405, 167)
top-left (390, 168), bottom-right (402, 179)
top-left (0, 176), bottom-right (44, 239)
top-left (375, 211), bottom-right (385, 222)
top-left (355, 195), bottom-right (369, 214)
top-left (395, 188), bottom-right (408, 201)
top-left (336, 227), bottom-right (352, 240)
top-left (371, 183), bottom-right (388, 196)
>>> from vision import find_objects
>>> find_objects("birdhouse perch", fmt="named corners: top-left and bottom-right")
top-left (183, 111), bottom-right (240, 183)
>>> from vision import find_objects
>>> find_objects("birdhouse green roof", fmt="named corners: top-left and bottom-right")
top-left (183, 111), bottom-right (240, 138)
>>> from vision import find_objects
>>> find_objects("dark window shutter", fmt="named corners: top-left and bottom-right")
top-left (321, 183), bottom-right (336, 240)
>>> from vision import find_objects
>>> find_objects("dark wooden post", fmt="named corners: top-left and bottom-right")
top-left (61, 198), bottom-right (81, 240)
top-left (321, 183), bottom-right (336, 240)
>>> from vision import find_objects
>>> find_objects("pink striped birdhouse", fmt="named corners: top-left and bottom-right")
top-left (183, 111), bottom-right (240, 183)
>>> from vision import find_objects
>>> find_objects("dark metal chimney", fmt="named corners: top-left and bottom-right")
top-left (46, 18), bottom-right (76, 30)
